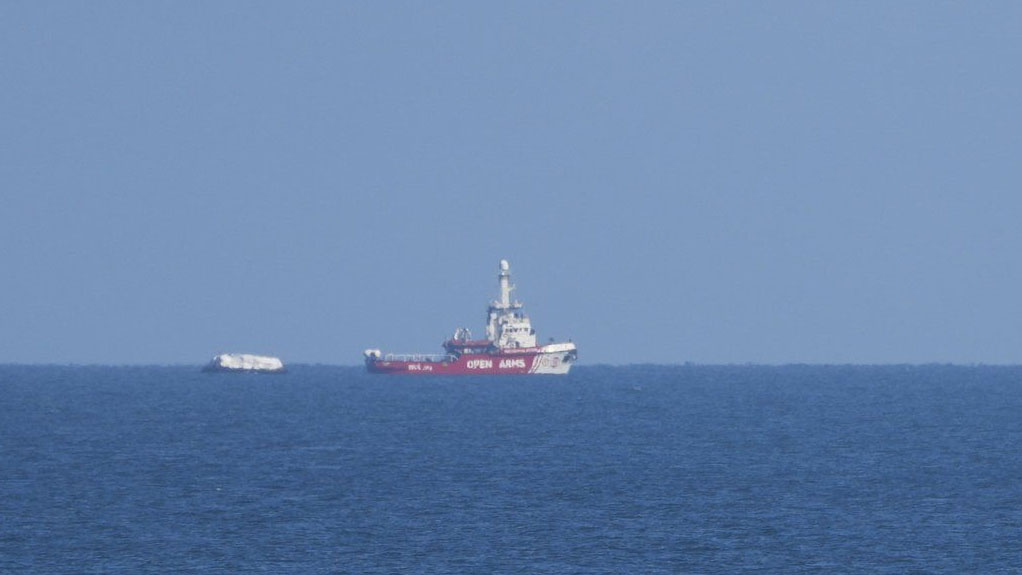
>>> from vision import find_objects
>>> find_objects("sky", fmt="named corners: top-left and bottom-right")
top-left (2, 2), bottom-right (1021, 365)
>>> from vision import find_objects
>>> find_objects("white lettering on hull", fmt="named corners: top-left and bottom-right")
top-left (499, 358), bottom-right (527, 369)
top-left (466, 358), bottom-right (528, 370)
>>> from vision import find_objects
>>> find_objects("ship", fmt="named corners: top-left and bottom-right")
top-left (364, 260), bottom-right (577, 374)
top-left (203, 353), bottom-right (286, 373)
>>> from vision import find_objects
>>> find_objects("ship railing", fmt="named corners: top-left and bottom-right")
top-left (383, 353), bottom-right (457, 363)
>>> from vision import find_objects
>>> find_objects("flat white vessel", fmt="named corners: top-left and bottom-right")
top-left (203, 354), bottom-right (286, 373)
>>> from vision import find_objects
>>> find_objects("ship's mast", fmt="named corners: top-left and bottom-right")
top-left (486, 261), bottom-right (507, 341)
top-left (498, 259), bottom-right (512, 308)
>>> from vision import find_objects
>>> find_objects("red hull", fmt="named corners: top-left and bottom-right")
top-left (366, 348), bottom-right (570, 375)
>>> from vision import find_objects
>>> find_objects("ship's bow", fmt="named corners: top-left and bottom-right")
top-left (530, 342), bottom-right (578, 374)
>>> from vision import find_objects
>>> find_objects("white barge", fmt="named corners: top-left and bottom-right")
top-left (203, 354), bottom-right (286, 373)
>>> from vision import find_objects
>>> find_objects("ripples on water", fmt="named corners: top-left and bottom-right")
top-left (2, 365), bottom-right (1021, 573)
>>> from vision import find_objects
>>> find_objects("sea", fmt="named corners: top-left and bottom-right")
top-left (2, 364), bottom-right (1021, 574)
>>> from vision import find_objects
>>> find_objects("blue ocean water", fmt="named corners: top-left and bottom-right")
top-left (1, 365), bottom-right (1021, 573)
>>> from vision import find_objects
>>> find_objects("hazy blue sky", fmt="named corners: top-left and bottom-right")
top-left (2, 2), bottom-right (1021, 364)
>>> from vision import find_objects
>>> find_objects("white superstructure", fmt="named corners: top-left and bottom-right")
top-left (486, 259), bottom-right (538, 349)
